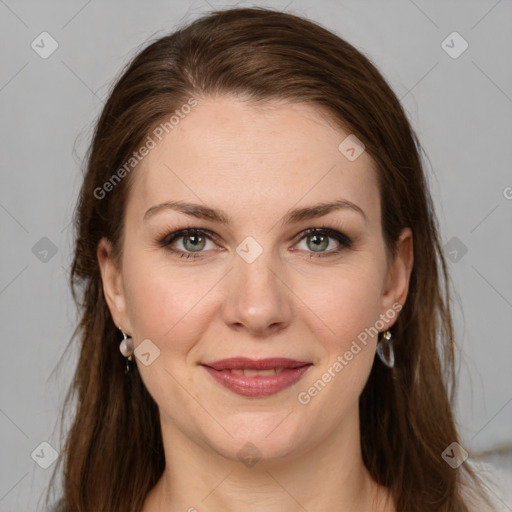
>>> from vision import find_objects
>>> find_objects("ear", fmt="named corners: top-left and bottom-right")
top-left (380, 227), bottom-right (414, 328)
top-left (97, 237), bottom-right (132, 334)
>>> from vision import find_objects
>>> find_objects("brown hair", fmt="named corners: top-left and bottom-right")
top-left (48, 6), bottom-right (490, 511)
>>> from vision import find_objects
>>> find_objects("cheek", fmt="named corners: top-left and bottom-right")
top-left (304, 262), bottom-right (385, 345)
top-left (121, 250), bottom-right (220, 350)
top-left (294, 266), bottom-right (383, 425)
top-left (294, 259), bottom-right (385, 403)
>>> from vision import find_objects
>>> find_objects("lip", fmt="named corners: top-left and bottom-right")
top-left (200, 358), bottom-right (312, 397)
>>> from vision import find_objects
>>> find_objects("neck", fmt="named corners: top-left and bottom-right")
top-left (142, 408), bottom-right (394, 512)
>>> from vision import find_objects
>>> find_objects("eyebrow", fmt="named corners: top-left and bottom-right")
top-left (143, 198), bottom-right (367, 225)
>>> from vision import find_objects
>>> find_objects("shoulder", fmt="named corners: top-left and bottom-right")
top-left (46, 499), bottom-right (65, 512)
top-left (463, 457), bottom-right (512, 512)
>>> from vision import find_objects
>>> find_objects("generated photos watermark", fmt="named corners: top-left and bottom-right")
top-left (93, 97), bottom-right (198, 200)
top-left (297, 302), bottom-right (402, 405)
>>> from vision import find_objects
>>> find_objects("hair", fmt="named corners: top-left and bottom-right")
top-left (47, 6), bottom-right (491, 512)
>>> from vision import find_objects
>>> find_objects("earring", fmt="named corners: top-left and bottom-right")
top-left (119, 328), bottom-right (134, 374)
top-left (376, 330), bottom-right (395, 368)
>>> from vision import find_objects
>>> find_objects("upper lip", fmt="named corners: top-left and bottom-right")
top-left (201, 357), bottom-right (311, 371)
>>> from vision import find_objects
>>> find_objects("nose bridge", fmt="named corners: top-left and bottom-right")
top-left (222, 234), bottom-right (292, 334)
top-left (237, 241), bottom-right (277, 295)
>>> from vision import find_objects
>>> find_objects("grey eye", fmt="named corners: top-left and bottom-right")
top-left (305, 233), bottom-right (330, 252)
top-left (179, 233), bottom-right (208, 252)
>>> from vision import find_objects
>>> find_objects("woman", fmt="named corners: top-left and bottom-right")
top-left (47, 6), bottom-right (493, 511)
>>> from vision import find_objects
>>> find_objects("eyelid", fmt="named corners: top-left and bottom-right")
top-left (294, 227), bottom-right (353, 249)
top-left (158, 227), bottom-right (221, 249)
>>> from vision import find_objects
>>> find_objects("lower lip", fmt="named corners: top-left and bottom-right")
top-left (202, 365), bottom-right (311, 397)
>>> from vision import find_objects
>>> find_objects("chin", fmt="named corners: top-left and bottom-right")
top-left (206, 410), bottom-right (311, 465)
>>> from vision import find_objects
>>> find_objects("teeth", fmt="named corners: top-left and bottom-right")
top-left (255, 369), bottom-right (276, 376)
top-left (229, 368), bottom-right (285, 377)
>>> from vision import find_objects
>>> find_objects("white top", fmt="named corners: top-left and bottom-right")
top-left (464, 459), bottom-right (512, 511)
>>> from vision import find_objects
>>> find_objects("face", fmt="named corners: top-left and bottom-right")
top-left (98, 95), bottom-right (413, 463)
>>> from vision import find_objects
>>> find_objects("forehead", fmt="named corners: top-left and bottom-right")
top-left (126, 96), bottom-right (380, 227)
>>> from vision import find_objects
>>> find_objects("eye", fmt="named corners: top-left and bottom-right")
top-left (294, 228), bottom-right (352, 257)
top-left (157, 226), bottom-right (353, 260)
top-left (158, 228), bottom-right (218, 259)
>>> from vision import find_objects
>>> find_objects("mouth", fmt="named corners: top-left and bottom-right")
top-left (200, 358), bottom-right (312, 397)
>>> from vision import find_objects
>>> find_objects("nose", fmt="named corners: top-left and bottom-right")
top-left (221, 249), bottom-right (293, 337)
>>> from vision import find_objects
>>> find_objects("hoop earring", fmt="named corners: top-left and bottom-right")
top-left (119, 328), bottom-right (134, 374)
top-left (376, 330), bottom-right (395, 368)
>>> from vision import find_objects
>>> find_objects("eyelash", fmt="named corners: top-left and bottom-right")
top-left (157, 226), bottom-right (353, 260)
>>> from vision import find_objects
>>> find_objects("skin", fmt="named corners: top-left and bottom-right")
top-left (98, 95), bottom-right (413, 512)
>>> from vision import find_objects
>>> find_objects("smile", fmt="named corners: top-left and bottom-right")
top-left (200, 357), bottom-right (312, 397)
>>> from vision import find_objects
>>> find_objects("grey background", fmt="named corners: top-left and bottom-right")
top-left (1, 0), bottom-right (511, 510)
